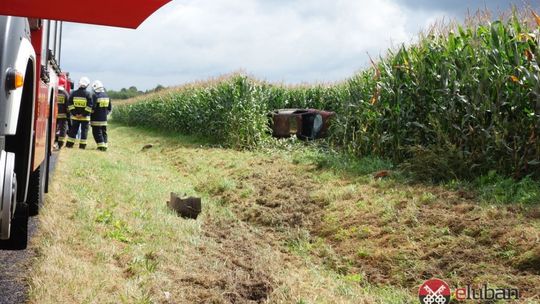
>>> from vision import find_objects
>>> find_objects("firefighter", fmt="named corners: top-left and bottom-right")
top-left (90, 80), bottom-right (112, 151)
top-left (66, 77), bottom-right (93, 149)
top-left (56, 85), bottom-right (70, 149)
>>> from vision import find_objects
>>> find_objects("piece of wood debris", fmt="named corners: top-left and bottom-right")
top-left (373, 170), bottom-right (390, 179)
top-left (141, 144), bottom-right (154, 151)
top-left (167, 192), bottom-right (201, 219)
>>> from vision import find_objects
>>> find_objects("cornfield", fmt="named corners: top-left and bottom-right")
top-left (114, 76), bottom-right (340, 148)
top-left (114, 13), bottom-right (540, 180)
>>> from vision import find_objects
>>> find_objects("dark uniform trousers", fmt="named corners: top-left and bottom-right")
top-left (67, 120), bottom-right (90, 149)
top-left (91, 123), bottom-right (108, 149)
top-left (91, 93), bottom-right (111, 150)
top-left (66, 91), bottom-right (93, 149)
top-left (55, 91), bottom-right (69, 148)
top-left (56, 118), bottom-right (69, 147)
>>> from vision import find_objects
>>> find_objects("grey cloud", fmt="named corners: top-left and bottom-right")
top-left (61, 0), bottom-right (539, 91)
top-left (394, 0), bottom-right (538, 15)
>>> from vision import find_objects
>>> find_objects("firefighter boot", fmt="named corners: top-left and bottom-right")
top-left (58, 141), bottom-right (64, 149)
top-left (66, 142), bottom-right (74, 148)
top-left (79, 144), bottom-right (86, 150)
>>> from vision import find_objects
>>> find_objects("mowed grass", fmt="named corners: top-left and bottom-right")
top-left (29, 124), bottom-right (414, 304)
top-left (28, 124), bottom-right (540, 303)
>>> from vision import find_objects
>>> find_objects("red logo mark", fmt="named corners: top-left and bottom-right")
top-left (418, 279), bottom-right (451, 304)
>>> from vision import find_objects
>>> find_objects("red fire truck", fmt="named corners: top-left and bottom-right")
top-left (0, 17), bottom-right (68, 250)
top-left (0, 0), bottom-right (170, 250)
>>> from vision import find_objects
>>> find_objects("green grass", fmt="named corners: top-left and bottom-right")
top-left (286, 140), bottom-right (540, 205)
top-left (474, 173), bottom-right (540, 204)
top-left (29, 124), bottom-right (540, 303)
top-left (291, 145), bottom-right (394, 176)
top-left (445, 170), bottom-right (540, 204)
top-left (31, 123), bottom-right (420, 304)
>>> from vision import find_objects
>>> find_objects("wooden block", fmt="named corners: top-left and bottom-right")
top-left (167, 192), bottom-right (201, 219)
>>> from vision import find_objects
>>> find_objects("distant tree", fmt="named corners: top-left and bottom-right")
top-left (145, 84), bottom-right (166, 94)
top-left (108, 86), bottom-right (142, 99)
top-left (106, 84), bottom-right (166, 99)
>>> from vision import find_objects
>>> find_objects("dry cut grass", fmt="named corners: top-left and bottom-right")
top-left (28, 124), bottom-right (539, 303)
top-left (28, 124), bottom-right (412, 304)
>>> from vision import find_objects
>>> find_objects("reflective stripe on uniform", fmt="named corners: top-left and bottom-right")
top-left (72, 116), bottom-right (91, 121)
top-left (68, 105), bottom-right (75, 111)
top-left (85, 107), bottom-right (93, 113)
top-left (58, 95), bottom-right (66, 104)
top-left (58, 136), bottom-right (67, 143)
top-left (97, 142), bottom-right (107, 148)
top-left (91, 121), bottom-right (108, 127)
top-left (73, 97), bottom-right (87, 107)
top-left (80, 140), bottom-right (88, 145)
top-left (57, 113), bottom-right (68, 119)
top-left (67, 137), bottom-right (77, 143)
top-left (97, 98), bottom-right (110, 107)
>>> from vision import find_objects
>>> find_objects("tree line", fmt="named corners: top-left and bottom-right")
top-left (107, 84), bottom-right (166, 100)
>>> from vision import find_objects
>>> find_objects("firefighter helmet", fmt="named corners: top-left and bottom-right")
top-left (79, 77), bottom-right (90, 88)
top-left (92, 80), bottom-right (105, 93)
top-left (58, 86), bottom-right (65, 92)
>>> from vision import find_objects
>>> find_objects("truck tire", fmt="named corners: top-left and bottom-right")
top-left (27, 164), bottom-right (45, 217)
top-left (0, 203), bottom-right (28, 250)
top-left (0, 152), bottom-right (28, 250)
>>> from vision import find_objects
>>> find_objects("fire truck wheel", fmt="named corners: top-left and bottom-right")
top-left (27, 164), bottom-right (45, 217)
top-left (0, 203), bottom-right (28, 250)
top-left (0, 152), bottom-right (28, 250)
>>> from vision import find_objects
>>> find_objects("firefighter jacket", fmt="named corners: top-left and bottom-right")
top-left (90, 92), bottom-right (112, 126)
top-left (67, 88), bottom-right (93, 121)
top-left (57, 90), bottom-right (69, 120)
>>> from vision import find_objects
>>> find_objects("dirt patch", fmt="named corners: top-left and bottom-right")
top-left (219, 158), bottom-right (324, 230)
top-left (162, 152), bottom-right (331, 303)
top-left (313, 183), bottom-right (540, 298)
top-left (173, 217), bottom-right (276, 304)
top-left (163, 146), bottom-right (540, 300)
top-left (514, 246), bottom-right (540, 274)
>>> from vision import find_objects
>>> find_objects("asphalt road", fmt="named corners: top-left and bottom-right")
top-left (0, 217), bottom-right (38, 304)
top-left (0, 152), bottom-right (58, 304)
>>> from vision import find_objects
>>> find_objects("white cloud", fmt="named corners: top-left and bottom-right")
top-left (60, 0), bottom-right (455, 90)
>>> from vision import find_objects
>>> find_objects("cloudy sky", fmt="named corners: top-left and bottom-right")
top-left (60, 0), bottom-right (537, 91)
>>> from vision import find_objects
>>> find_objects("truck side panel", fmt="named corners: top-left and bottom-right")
top-left (29, 20), bottom-right (58, 171)
top-left (0, 16), bottom-right (35, 137)
top-left (33, 70), bottom-right (58, 172)
top-left (32, 80), bottom-right (48, 171)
